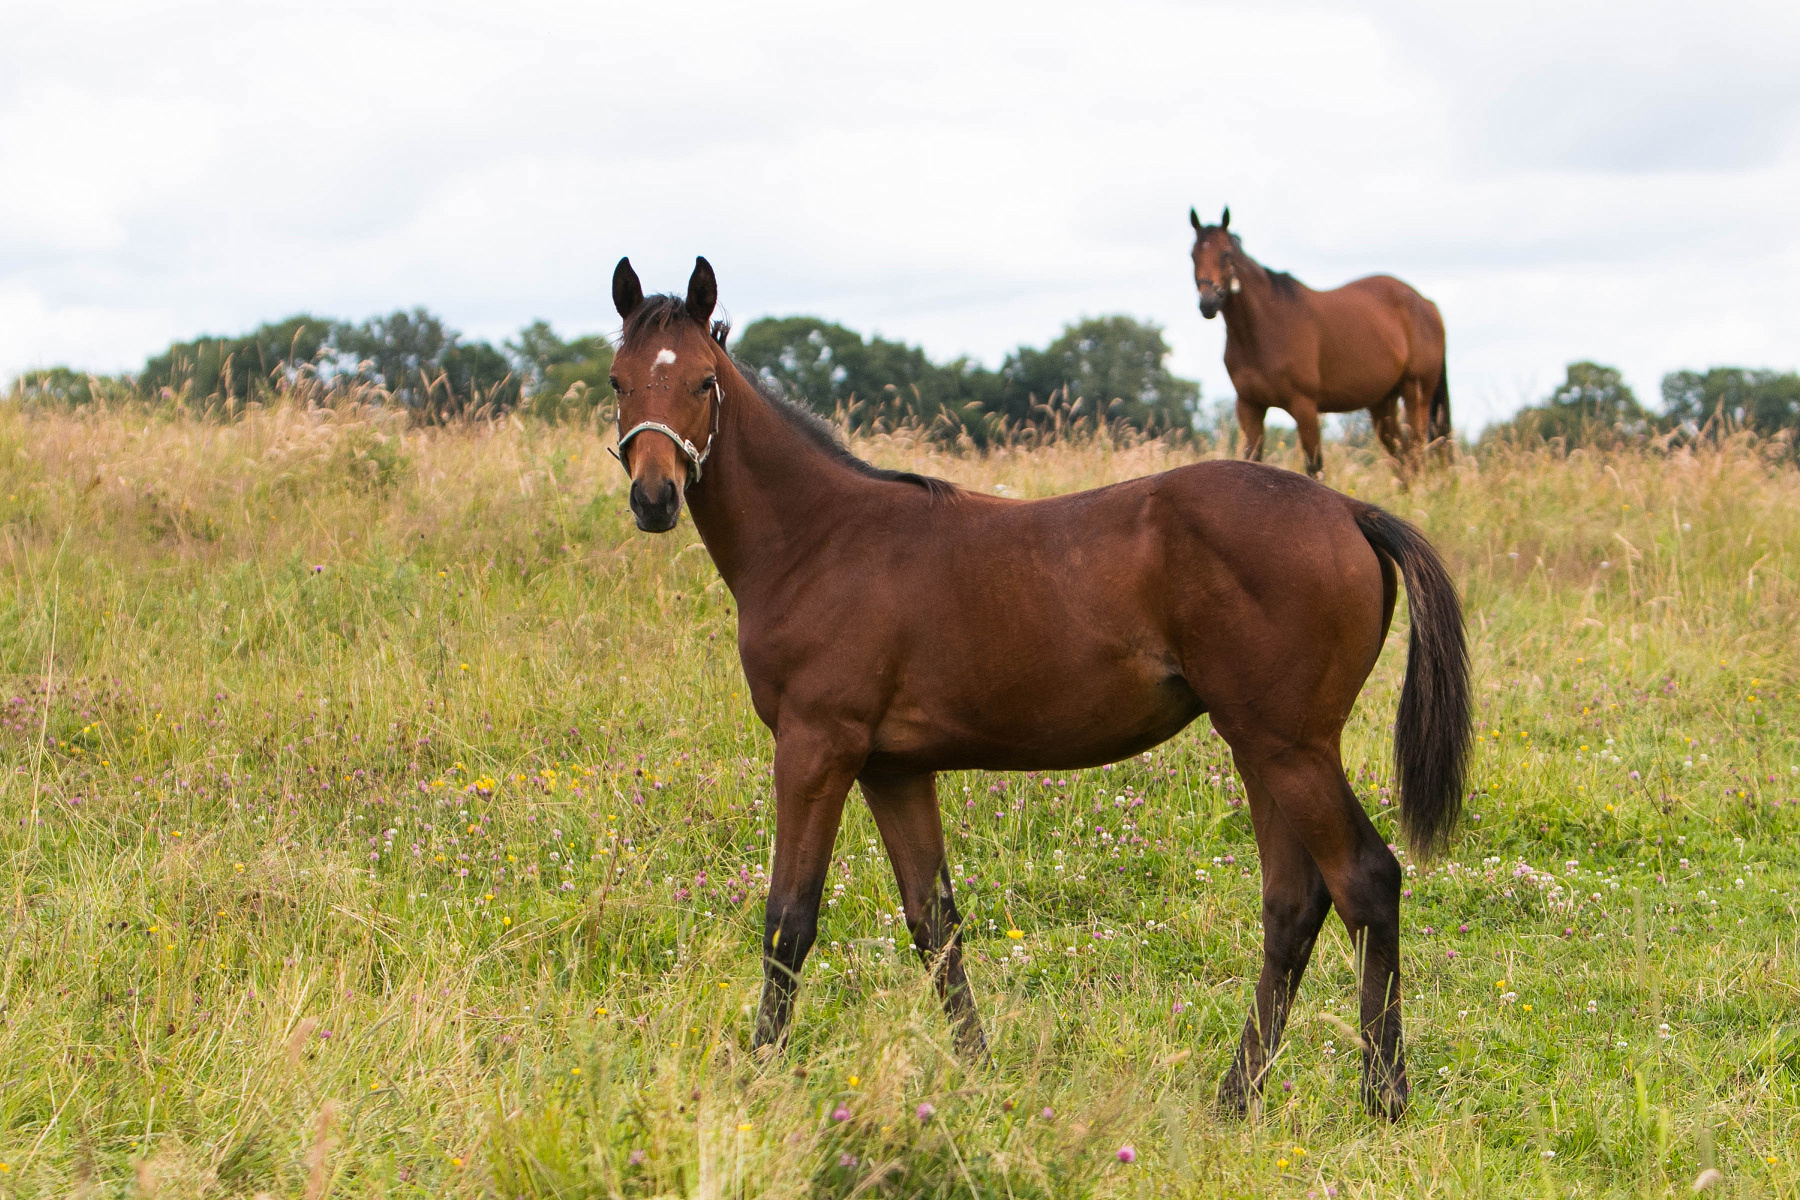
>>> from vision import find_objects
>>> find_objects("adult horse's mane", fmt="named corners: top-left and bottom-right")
top-left (620, 294), bottom-right (957, 500)
top-left (1202, 229), bottom-right (1302, 300)
top-left (1265, 268), bottom-right (1302, 300)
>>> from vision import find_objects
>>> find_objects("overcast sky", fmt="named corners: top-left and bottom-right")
top-left (3, 0), bottom-right (1797, 429)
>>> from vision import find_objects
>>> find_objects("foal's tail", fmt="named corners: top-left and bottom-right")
top-left (1353, 505), bottom-right (1470, 858)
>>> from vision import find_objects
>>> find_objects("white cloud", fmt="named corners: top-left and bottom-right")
top-left (2, 0), bottom-right (1796, 431)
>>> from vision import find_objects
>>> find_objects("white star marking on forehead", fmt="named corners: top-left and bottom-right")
top-left (655, 348), bottom-right (677, 365)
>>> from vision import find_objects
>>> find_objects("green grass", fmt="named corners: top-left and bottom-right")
top-left (0, 402), bottom-right (1796, 1198)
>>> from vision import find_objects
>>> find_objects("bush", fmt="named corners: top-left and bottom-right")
top-left (508, 321), bottom-right (615, 424)
top-left (8, 367), bottom-right (138, 408)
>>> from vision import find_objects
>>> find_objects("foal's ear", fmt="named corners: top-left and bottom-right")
top-left (1220, 205), bottom-right (1230, 230)
top-left (613, 257), bottom-right (644, 320)
top-left (686, 256), bottom-right (718, 327)
top-left (1189, 206), bottom-right (1202, 233)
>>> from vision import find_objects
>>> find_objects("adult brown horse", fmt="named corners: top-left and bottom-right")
top-left (1189, 207), bottom-right (1450, 477)
top-left (610, 255), bottom-right (1470, 1119)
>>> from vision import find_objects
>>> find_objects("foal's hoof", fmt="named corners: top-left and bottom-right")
top-left (1361, 1077), bottom-right (1408, 1121)
top-left (1216, 1075), bottom-right (1257, 1120)
top-left (953, 1029), bottom-right (993, 1068)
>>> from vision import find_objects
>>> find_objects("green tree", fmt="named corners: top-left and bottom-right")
top-left (1661, 367), bottom-right (1800, 435)
top-left (7, 367), bottom-right (137, 407)
top-left (999, 316), bottom-right (1199, 434)
top-left (507, 320), bottom-right (615, 420)
top-left (731, 317), bottom-right (994, 433)
top-left (1486, 361), bottom-right (1651, 448)
top-left (732, 314), bottom-right (1199, 442)
top-left (333, 309), bottom-right (519, 418)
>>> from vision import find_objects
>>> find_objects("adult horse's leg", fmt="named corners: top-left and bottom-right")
top-left (1235, 397), bottom-right (1267, 462)
top-left (1291, 399), bottom-right (1325, 479)
top-left (1427, 368), bottom-right (1454, 465)
top-left (1371, 395), bottom-right (1406, 466)
top-left (861, 772), bottom-right (989, 1061)
top-left (1399, 377), bottom-right (1431, 475)
top-left (1235, 744), bottom-right (1408, 1118)
top-left (1217, 779), bottom-right (1333, 1115)
top-left (753, 727), bottom-right (859, 1051)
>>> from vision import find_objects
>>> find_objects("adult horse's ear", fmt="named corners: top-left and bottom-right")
top-left (613, 257), bottom-right (643, 320)
top-left (686, 256), bottom-right (717, 327)
top-left (1190, 206), bottom-right (1202, 233)
top-left (1220, 206), bottom-right (1230, 230)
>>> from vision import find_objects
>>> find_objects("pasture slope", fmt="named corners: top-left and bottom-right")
top-left (0, 402), bottom-right (1795, 1199)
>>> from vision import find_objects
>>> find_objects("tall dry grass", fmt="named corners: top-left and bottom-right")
top-left (0, 398), bottom-right (1794, 1197)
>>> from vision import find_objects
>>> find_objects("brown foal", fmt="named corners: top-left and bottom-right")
top-left (611, 256), bottom-right (1471, 1119)
top-left (1190, 207), bottom-right (1451, 478)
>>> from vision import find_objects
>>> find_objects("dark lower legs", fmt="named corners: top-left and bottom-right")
top-left (752, 732), bottom-right (856, 1050)
top-left (1219, 747), bottom-right (1409, 1119)
top-left (755, 886), bottom-right (822, 1049)
top-left (1219, 817), bottom-right (1333, 1114)
top-left (1343, 842), bottom-right (1407, 1118)
top-left (751, 752), bottom-right (989, 1064)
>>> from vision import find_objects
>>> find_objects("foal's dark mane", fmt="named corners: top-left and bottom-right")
top-left (1201, 228), bottom-right (1301, 300)
top-left (621, 294), bottom-right (957, 500)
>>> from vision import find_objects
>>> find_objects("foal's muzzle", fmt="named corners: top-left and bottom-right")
top-left (1196, 281), bottom-right (1223, 319)
top-left (629, 477), bottom-right (682, 532)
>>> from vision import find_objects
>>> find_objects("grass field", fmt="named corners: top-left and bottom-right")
top-left (0, 401), bottom-right (1795, 1198)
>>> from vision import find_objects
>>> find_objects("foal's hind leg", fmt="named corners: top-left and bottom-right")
top-left (861, 772), bottom-right (989, 1061)
top-left (1217, 782), bottom-right (1333, 1115)
top-left (1223, 739), bottom-right (1408, 1119)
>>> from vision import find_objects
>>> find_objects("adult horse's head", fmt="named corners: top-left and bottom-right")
top-left (1189, 205), bottom-right (1239, 319)
top-left (610, 255), bottom-right (726, 532)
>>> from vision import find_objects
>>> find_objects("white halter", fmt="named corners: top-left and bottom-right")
top-left (611, 376), bottom-right (724, 484)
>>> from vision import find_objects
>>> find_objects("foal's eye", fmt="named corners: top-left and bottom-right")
top-left (698, 375), bottom-right (717, 394)
top-left (607, 377), bottom-right (622, 392)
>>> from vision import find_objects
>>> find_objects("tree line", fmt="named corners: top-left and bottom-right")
top-left (6, 309), bottom-right (1201, 440)
top-left (8, 311), bottom-right (615, 422)
top-left (1484, 361), bottom-right (1800, 448)
top-left (733, 315), bottom-right (1198, 440)
top-left (12, 310), bottom-right (1796, 451)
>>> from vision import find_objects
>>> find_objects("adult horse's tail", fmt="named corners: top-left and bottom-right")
top-left (1429, 369), bottom-right (1451, 442)
top-left (1353, 505), bottom-right (1470, 857)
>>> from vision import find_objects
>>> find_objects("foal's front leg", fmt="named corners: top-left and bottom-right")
top-left (861, 772), bottom-right (989, 1062)
top-left (752, 726), bottom-right (860, 1051)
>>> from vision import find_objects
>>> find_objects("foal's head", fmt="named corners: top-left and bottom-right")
top-left (610, 256), bottom-right (726, 532)
top-left (1188, 205), bottom-right (1239, 319)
